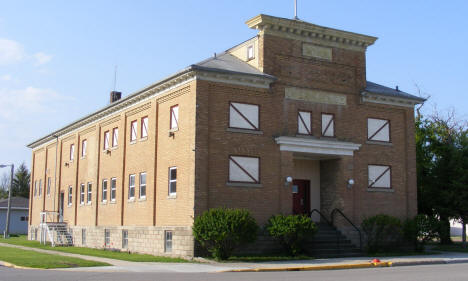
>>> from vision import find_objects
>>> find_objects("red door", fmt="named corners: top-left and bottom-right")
top-left (292, 180), bottom-right (310, 215)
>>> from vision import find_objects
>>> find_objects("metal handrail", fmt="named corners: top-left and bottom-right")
top-left (331, 208), bottom-right (362, 251)
top-left (309, 209), bottom-right (341, 253)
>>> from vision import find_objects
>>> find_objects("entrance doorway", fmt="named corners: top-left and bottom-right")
top-left (59, 192), bottom-right (64, 222)
top-left (292, 179), bottom-right (310, 215)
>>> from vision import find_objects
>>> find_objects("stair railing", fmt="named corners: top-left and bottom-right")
top-left (331, 208), bottom-right (362, 251)
top-left (309, 209), bottom-right (341, 254)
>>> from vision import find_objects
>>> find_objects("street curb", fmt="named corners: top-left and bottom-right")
top-left (392, 259), bottom-right (468, 267)
top-left (223, 262), bottom-right (393, 272)
top-left (0, 260), bottom-right (40, 270)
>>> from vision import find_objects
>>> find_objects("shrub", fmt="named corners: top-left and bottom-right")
top-left (192, 208), bottom-right (258, 260)
top-left (403, 214), bottom-right (439, 252)
top-left (266, 214), bottom-right (316, 256)
top-left (362, 214), bottom-right (403, 253)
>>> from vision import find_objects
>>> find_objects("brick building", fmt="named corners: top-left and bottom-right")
top-left (27, 14), bottom-right (424, 257)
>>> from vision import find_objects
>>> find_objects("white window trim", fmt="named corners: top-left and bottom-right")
top-left (130, 121), bottom-right (137, 142)
top-left (70, 144), bottom-right (75, 161)
top-left (141, 117), bottom-right (148, 139)
top-left (68, 186), bottom-right (73, 206)
top-left (247, 45), bottom-right (255, 60)
top-left (81, 139), bottom-right (87, 157)
top-left (80, 184), bottom-right (85, 205)
top-left (102, 179), bottom-right (108, 203)
top-left (104, 131), bottom-right (110, 150)
top-left (112, 128), bottom-right (119, 147)
top-left (170, 105), bottom-right (179, 130)
top-left (168, 167), bottom-right (177, 196)
top-left (139, 172), bottom-right (147, 199)
top-left (110, 178), bottom-right (117, 202)
top-left (87, 182), bottom-right (92, 204)
top-left (129, 174), bottom-right (136, 200)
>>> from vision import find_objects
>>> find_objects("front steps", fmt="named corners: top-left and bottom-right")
top-left (305, 223), bottom-right (362, 258)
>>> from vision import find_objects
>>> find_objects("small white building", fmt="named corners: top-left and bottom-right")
top-left (450, 219), bottom-right (468, 237)
top-left (0, 197), bottom-right (29, 235)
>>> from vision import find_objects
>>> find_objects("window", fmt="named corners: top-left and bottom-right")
top-left (102, 180), bottom-right (108, 202)
top-left (87, 182), bottom-right (92, 204)
top-left (34, 180), bottom-right (37, 197)
top-left (139, 172), bottom-right (146, 198)
top-left (112, 127), bottom-right (118, 147)
top-left (321, 113), bottom-right (335, 137)
top-left (168, 167), bottom-right (177, 196)
top-left (70, 144), bottom-right (75, 161)
top-left (81, 139), bottom-right (87, 157)
top-left (229, 102), bottom-right (259, 130)
top-left (38, 179), bottom-right (42, 196)
top-left (229, 155), bottom-right (260, 184)
top-left (104, 229), bottom-right (110, 247)
top-left (367, 118), bottom-right (390, 142)
top-left (297, 111), bottom-right (312, 135)
top-left (368, 165), bottom-right (392, 189)
top-left (20, 216), bottom-right (27, 221)
top-left (130, 120), bottom-right (137, 142)
top-left (165, 230), bottom-right (173, 252)
top-left (247, 45), bottom-right (254, 60)
top-left (141, 116), bottom-right (148, 138)
top-left (68, 186), bottom-right (72, 205)
top-left (122, 230), bottom-right (128, 249)
top-left (103, 131), bottom-right (110, 150)
top-left (47, 177), bottom-right (51, 196)
top-left (110, 178), bottom-right (117, 202)
top-left (80, 184), bottom-right (85, 204)
top-left (170, 105), bottom-right (179, 130)
top-left (82, 229), bottom-right (86, 246)
top-left (129, 174), bottom-right (135, 199)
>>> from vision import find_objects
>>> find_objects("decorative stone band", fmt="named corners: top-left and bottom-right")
top-left (275, 136), bottom-right (361, 157)
top-left (361, 91), bottom-right (424, 108)
top-left (246, 14), bottom-right (377, 52)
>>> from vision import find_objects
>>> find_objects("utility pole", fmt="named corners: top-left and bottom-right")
top-left (1, 164), bottom-right (14, 238)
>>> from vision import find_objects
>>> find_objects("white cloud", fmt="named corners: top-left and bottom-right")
top-left (33, 52), bottom-right (52, 65)
top-left (1, 74), bottom-right (11, 81)
top-left (0, 38), bottom-right (24, 65)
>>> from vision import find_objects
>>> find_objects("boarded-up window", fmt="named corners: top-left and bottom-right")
top-left (70, 144), bottom-right (75, 161)
top-left (229, 102), bottom-right (259, 130)
top-left (229, 155), bottom-right (260, 183)
top-left (298, 111), bottom-right (312, 135)
top-left (81, 139), bottom-right (87, 157)
top-left (170, 105), bottom-right (179, 130)
top-left (368, 118), bottom-right (390, 142)
top-left (104, 131), bottom-right (110, 150)
top-left (321, 113), bottom-right (334, 137)
top-left (368, 165), bottom-right (391, 188)
top-left (141, 117), bottom-right (148, 138)
top-left (112, 128), bottom-right (118, 147)
top-left (130, 120), bottom-right (137, 142)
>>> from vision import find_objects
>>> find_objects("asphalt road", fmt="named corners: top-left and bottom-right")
top-left (2, 263), bottom-right (468, 281)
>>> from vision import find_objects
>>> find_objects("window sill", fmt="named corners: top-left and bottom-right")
top-left (86, 202), bottom-right (92, 206)
top-left (167, 194), bottom-right (177, 199)
top-left (67, 204), bottom-right (72, 208)
top-left (367, 188), bottom-right (394, 193)
top-left (109, 200), bottom-right (116, 204)
top-left (101, 201), bottom-right (107, 205)
top-left (128, 198), bottom-right (135, 202)
top-left (129, 141), bottom-right (137, 145)
top-left (226, 182), bottom-right (262, 188)
top-left (80, 156), bottom-right (86, 160)
top-left (138, 197), bottom-right (147, 202)
top-left (169, 128), bottom-right (179, 133)
top-left (139, 137), bottom-right (148, 142)
top-left (366, 140), bottom-right (393, 146)
top-left (226, 128), bottom-right (263, 135)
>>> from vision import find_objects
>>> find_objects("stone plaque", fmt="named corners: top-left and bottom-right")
top-left (285, 87), bottom-right (347, 106)
top-left (302, 43), bottom-right (332, 61)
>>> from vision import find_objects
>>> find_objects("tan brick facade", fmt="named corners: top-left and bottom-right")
top-left (28, 14), bottom-right (422, 257)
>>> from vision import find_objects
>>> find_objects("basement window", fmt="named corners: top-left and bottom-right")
top-left (104, 229), bottom-right (110, 247)
top-left (122, 230), bottom-right (128, 249)
top-left (165, 230), bottom-right (173, 252)
top-left (82, 229), bottom-right (86, 246)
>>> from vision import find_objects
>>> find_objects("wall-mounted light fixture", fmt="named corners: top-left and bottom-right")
top-left (285, 176), bottom-right (293, 187)
top-left (347, 179), bottom-right (355, 189)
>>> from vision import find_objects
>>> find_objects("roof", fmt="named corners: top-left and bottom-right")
top-left (0, 197), bottom-right (29, 209)
top-left (365, 81), bottom-right (426, 102)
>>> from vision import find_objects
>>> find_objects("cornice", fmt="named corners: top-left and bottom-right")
top-left (246, 14), bottom-right (377, 52)
top-left (195, 71), bottom-right (273, 89)
top-left (361, 91), bottom-right (422, 108)
top-left (275, 136), bottom-right (361, 157)
top-left (125, 102), bottom-right (152, 117)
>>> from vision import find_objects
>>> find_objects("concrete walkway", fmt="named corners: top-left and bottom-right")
top-left (2, 242), bottom-right (468, 273)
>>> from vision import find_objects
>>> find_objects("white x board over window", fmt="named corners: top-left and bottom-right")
top-left (130, 120), bottom-right (137, 142)
top-left (170, 105), bottom-right (179, 130)
top-left (229, 155), bottom-right (260, 183)
top-left (321, 113), bottom-right (334, 137)
top-left (368, 118), bottom-right (390, 142)
top-left (229, 102), bottom-right (259, 130)
top-left (368, 165), bottom-right (391, 188)
top-left (298, 111), bottom-right (312, 135)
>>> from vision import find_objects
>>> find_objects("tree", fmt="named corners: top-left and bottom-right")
top-left (11, 163), bottom-right (30, 198)
top-left (0, 173), bottom-right (9, 199)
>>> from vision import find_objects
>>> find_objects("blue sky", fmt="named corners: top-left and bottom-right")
top-left (0, 0), bottom-right (467, 173)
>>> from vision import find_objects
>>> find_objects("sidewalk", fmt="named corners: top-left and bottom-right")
top-left (2, 242), bottom-right (468, 273)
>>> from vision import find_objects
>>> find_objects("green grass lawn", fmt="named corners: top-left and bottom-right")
top-left (0, 246), bottom-right (109, 269)
top-left (0, 235), bottom-right (189, 263)
top-left (432, 242), bottom-right (468, 253)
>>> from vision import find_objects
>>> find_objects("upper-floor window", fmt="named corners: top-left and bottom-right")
top-left (70, 144), bottom-right (75, 161)
top-left (80, 184), bottom-right (85, 204)
top-left (367, 118), bottom-right (390, 142)
top-left (139, 172), bottom-right (146, 198)
top-left (34, 180), bottom-right (37, 197)
top-left (228, 155), bottom-right (260, 184)
top-left (112, 127), bottom-right (118, 147)
top-left (141, 117), bottom-right (148, 138)
top-left (229, 102), bottom-right (259, 131)
top-left (368, 165), bottom-right (392, 189)
top-left (102, 179), bottom-right (108, 202)
top-left (170, 105), bottom-right (179, 130)
top-left (321, 113), bottom-right (335, 137)
top-left (247, 45), bottom-right (254, 60)
top-left (110, 178), bottom-right (117, 202)
top-left (68, 186), bottom-right (73, 205)
top-left (129, 174), bottom-right (135, 199)
top-left (297, 111), bottom-right (312, 135)
top-left (169, 167), bottom-right (177, 196)
top-left (47, 177), bottom-right (51, 196)
top-left (87, 182), bottom-right (92, 204)
top-left (38, 179), bottom-right (42, 196)
top-left (130, 120), bottom-right (137, 142)
top-left (81, 139), bottom-right (87, 157)
top-left (103, 131), bottom-right (110, 150)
